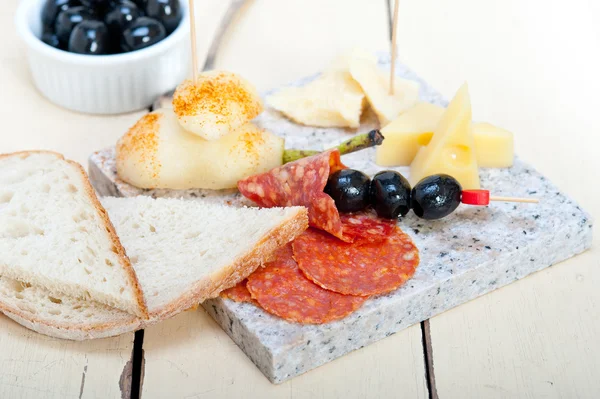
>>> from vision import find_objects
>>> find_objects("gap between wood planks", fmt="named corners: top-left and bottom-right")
top-left (121, 103), bottom-right (155, 399)
top-left (385, 1), bottom-right (438, 398)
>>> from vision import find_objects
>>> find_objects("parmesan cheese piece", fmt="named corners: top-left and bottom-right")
top-left (266, 71), bottom-right (365, 128)
top-left (409, 84), bottom-right (480, 189)
top-left (377, 103), bottom-right (514, 168)
top-left (349, 55), bottom-right (419, 126)
top-left (376, 102), bottom-right (444, 166)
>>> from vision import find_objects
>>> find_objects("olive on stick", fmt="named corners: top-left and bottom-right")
top-left (325, 169), bottom-right (371, 213)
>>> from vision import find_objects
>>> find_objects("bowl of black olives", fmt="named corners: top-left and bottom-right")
top-left (16, 0), bottom-right (190, 114)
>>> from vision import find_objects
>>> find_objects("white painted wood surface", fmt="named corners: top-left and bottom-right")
top-left (389, 0), bottom-right (600, 396)
top-left (0, 315), bottom-right (134, 399)
top-left (142, 309), bottom-right (428, 399)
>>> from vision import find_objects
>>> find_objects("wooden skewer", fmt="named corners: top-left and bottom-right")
top-left (389, 0), bottom-right (400, 95)
top-left (189, 0), bottom-right (199, 83)
top-left (490, 196), bottom-right (539, 204)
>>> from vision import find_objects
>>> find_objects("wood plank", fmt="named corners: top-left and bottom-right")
top-left (0, 315), bottom-right (134, 399)
top-left (392, 0), bottom-right (600, 396)
top-left (140, 1), bottom-right (427, 396)
top-left (142, 309), bottom-right (428, 399)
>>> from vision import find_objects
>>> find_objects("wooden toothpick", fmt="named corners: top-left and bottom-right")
top-left (189, 0), bottom-right (199, 83)
top-left (490, 196), bottom-right (540, 204)
top-left (389, 0), bottom-right (399, 95)
top-left (462, 190), bottom-right (539, 206)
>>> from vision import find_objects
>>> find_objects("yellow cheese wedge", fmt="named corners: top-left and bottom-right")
top-left (376, 102), bottom-right (445, 166)
top-left (472, 122), bottom-right (514, 167)
top-left (378, 104), bottom-right (514, 169)
top-left (266, 71), bottom-right (365, 128)
top-left (349, 55), bottom-right (419, 126)
top-left (409, 84), bottom-right (480, 189)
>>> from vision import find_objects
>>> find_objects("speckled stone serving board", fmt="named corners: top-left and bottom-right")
top-left (88, 54), bottom-right (593, 384)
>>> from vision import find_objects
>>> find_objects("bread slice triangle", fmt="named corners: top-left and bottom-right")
top-left (0, 196), bottom-right (308, 340)
top-left (0, 152), bottom-right (147, 317)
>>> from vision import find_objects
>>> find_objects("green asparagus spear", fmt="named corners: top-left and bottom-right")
top-left (282, 130), bottom-right (385, 164)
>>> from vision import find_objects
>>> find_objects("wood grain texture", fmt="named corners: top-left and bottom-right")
top-left (0, 315), bottom-right (134, 399)
top-left (142, 309), bottom-right (428, 399)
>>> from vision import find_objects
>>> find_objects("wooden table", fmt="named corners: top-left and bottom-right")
top-left (1, 0), bottom-right (598, 397)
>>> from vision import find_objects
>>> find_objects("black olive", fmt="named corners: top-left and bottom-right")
top-left (120, 17), bottom-right (166, 52)
top-left (41, 31), bottom-right (64, 50)
top-left (80, 0), bottom-right (112, 14)
top-left (325, 169), bottom-right (371, 213)
top-left (55, 6), bottom-right (97, 45)
top-left (145, 0), bottom-right (182, 34)
top-left (370, 170), bottom-right (411, 219)
top-left (41, 0), bottom-right (81, 31)
top-left (411, 174), bottom-right (462, 220)
top-left (105, 1), bottom-right (142, 35)
top-left (68, 20), bottom-right (110, 54)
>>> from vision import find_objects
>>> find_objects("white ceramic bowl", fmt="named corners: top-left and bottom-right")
top-left (15, 0), bottom-right (190, 114)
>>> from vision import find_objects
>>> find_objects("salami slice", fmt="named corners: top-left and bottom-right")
top-left (238, 150), bottom-right (349, 241)
top-left (340, 212), bottom-right (396, 245)
top-left (246, 244), bottom-right (367, 324)
top-left (293, 227), bottom-right (419, 296)
top-left (220, 279), bottom-right (255, 304)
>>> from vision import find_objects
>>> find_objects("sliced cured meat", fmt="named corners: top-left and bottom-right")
top-left (293, 227), bottom-right (419, 296)
top-left (238, 150), bottom-right (349, 241)
top-left (246, 244), bottom-right (367, 324)
top-left (220, 279), bottom-right (255, 304)
top-left (340, 212), bottom-right (396, 245)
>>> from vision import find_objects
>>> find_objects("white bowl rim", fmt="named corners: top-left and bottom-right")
top-left (15, 0), bottom-right (190, 66)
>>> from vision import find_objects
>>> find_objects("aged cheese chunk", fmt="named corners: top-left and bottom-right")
top-left (376, 102), bottom-right (445, 166)
top-left (377, 104), bottom-right (514, 168)
top-left (266, 70), bottom-right (365, 128)
top-left (116, 109), bottom-right (284, 190)
top-left (472, 122), bottom-right (514, 167)
top-left (349, 55), bottom-right (419, 126)
top-left (409, 84), bottom-right (480, 189)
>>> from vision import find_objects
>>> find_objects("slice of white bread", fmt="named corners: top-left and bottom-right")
top-left (0, 152), bottom-right (147, 317)
top-left (0, 196), bottom-right (308, 340)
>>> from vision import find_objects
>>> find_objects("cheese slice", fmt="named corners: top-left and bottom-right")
top-left (377, 103), bottom-right (514, 168)
top-left (409, 84), bottom-right (480, 189)
top-left (377, 102), bottom-right (445, 166)
top-left (349, 55), bottom-right (419, 126)
top-left (472, 122), bottom-right (514, 167)
top-left (266, 70), bottom-right (365, 128)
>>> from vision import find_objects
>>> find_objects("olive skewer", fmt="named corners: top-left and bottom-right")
top-left (326, 170), bottom-right (539, 221)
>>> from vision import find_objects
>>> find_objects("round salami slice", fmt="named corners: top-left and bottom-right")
top-left (340, 212), bottom-right (396, 245)
top-left (220, 279), bottom-right (255, 304)
top-left (246, 244), bottom-right (367, 324)
top-left (293, 227), bottom-right (419, 296)
top-left (238, 150), bottom-right (350, 241)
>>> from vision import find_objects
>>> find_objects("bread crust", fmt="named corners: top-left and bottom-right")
top-left (0, 150), bottom-right (148, 318)
top-left (0, 206), bottom-right (308, 340)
